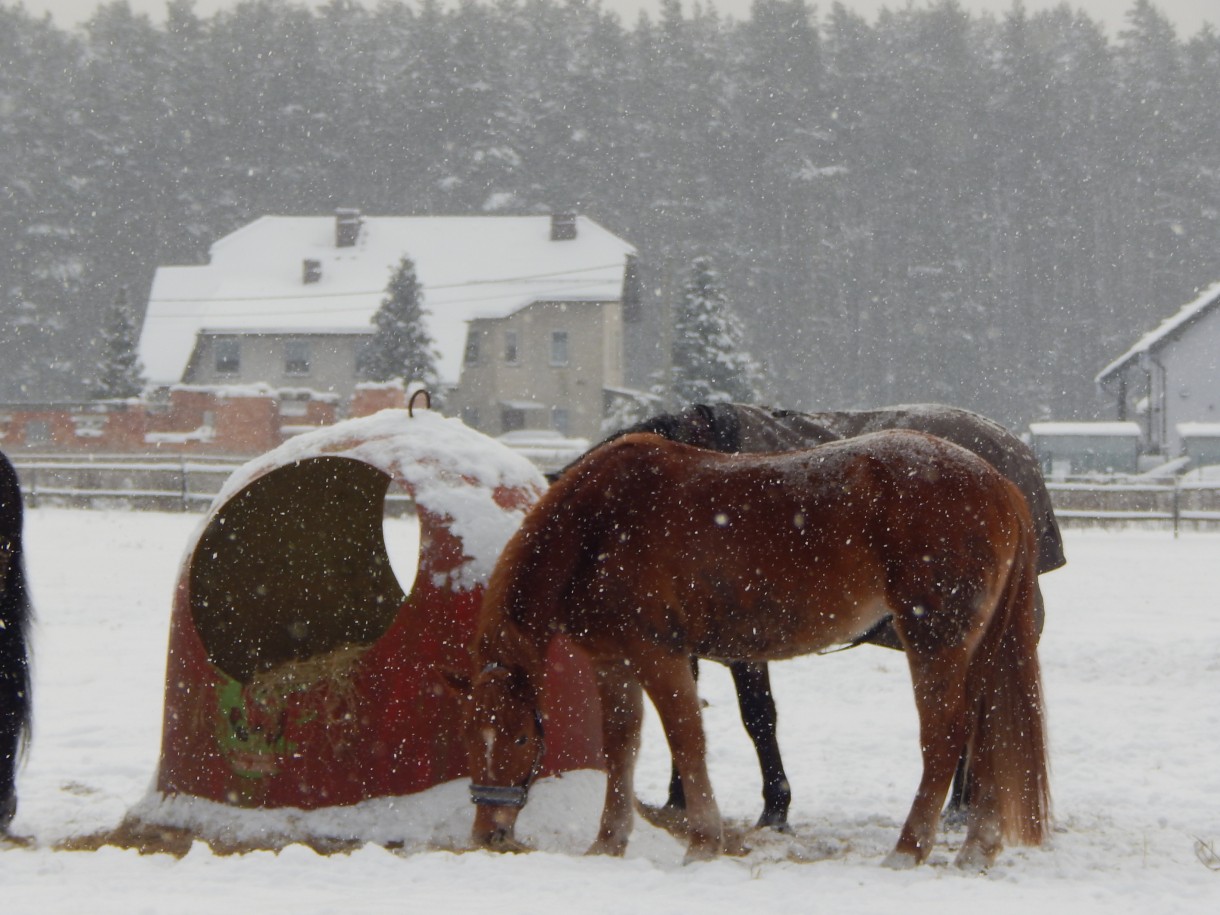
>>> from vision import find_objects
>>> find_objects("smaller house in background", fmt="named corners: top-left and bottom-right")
top-left (138, 210), bottom-right (639, 442)
top-left (1029, 421), bottom-right (1142, 479)
top-left (1096, 280), bottom-right (1220, 459)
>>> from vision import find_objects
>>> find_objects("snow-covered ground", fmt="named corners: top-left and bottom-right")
top-left (5, 508), bottom-right (1220, 912)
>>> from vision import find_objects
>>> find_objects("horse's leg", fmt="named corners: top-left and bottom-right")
top-left (587, 661), bottom-right (644, 856)
top-left (635, 651), bottom-right (723, 862)
top-left (728, 661), bottom-right (791, 831)
top-left (0, 695), bottom-right (17, 831)
top-left (884, 649), bottom-right (971, 868)
top-left (663, 657), bottom-right (700, 815)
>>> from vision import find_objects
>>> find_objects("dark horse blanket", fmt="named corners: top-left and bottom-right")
top-left (611, 402), bottom-right (1065, 575)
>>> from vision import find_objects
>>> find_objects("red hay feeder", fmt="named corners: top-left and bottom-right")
top-left (148, 409), bottom-right (602, 815)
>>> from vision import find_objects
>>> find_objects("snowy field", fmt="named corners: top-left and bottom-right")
top-left (5, 507), bottom-right (1220, 912)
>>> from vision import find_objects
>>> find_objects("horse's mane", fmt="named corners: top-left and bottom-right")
top-left (546, 403), bottom-right (744, 483)
top-left (484, 433), bottom-right (684, 672)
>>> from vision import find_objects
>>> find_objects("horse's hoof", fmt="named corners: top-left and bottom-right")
top-left (940, 803), bottom-right (968, 831)
top-left (683, 837), bottom-right (723, 864)
top-left (881, 850), bottom-right (920, 870)
top-left (754, 812), bottom-right (792, 834)
top-left (953, 842), bottom-right (997, 872)
top-left (585, 838), bottom-right (628, 857)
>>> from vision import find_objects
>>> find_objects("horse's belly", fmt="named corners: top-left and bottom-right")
top-left (692, 593), bottom-right (891, 662)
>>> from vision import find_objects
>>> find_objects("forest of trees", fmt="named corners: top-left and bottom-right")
top-left (2, 0), bottom-right (1219, 431)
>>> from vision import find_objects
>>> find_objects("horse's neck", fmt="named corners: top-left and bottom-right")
top-left (478, 615), bottom-right (546, 685)
top-left (733, 405), bottom-right (839, 452)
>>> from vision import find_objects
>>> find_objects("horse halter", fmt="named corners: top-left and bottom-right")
top-left (468, 708), bottom-right (546, 810)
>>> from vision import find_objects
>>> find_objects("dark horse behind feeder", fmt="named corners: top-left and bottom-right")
top-left (554, 402), bottom-right (1065, 831)
top-left (0, 450), bottom-right (32, 832)
top-left (469, 431), bottom-right (1051, 867)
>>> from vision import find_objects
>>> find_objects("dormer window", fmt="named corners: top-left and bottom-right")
top-left (214, 339), bottom-right (240, 374)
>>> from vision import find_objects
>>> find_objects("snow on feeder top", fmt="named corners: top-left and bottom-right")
top-left (138, 407), bottom-right (603, 833)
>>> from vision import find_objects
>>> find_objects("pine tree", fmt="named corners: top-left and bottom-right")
top-left (93, 287), bottom-right (145, 399)
top-left (362, 256), bottom-right (441, 397)
top-left (667, 257), bottom-right (765, 408)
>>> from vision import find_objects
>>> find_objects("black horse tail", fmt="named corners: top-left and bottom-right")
top-left (0, 452), bottom-right (31, 829)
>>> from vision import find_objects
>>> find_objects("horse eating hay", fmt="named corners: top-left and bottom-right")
top-left (0, 450), bottom-right (32, 833)
top-left (466, 430), bottom-right (1050, 868)
top-left (574, 401), bottom-right (1065, 830)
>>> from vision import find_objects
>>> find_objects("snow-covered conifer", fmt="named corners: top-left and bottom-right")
top-left (667, 256), bottom-right (765, 407)
top-left (362, 256), bottom-right (442, 399)
top-left (92, 286), bottom-right (145, 399)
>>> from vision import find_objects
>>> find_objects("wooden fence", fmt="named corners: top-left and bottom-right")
top-left (9, 455), bottom-right (1220, 531)
top-left (12, 455), bottom-right (245, 513)
top-left (1046, 479), bottom-right (1220, 533)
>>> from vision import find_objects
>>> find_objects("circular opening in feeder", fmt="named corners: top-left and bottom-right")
top-left (189, 455), bottom-right (422, 683)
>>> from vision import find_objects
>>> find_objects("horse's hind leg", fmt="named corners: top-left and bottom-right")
top-left (729, 661), bottom-right (791, 831)
top-left (636, 651), bottom-right (723, 862)
top-left (885, 649), bottom-right (972, 868)
top-left (587, 661), bottom-right (644, 856)
top-left (662, 657), bottom-right (701, 816)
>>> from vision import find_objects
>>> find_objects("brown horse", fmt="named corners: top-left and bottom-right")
top-left (465, 430), bottom-right (1050, 868)
top-left (568, 401), bottom-right (1065, 830)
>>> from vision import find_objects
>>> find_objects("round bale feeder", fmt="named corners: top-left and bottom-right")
top-left (148, 409), bottom-right (602, 819)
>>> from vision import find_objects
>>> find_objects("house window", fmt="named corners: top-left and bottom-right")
top-left (214, 339), bottom-right (240, 375)
top-left (285, 340), bottom-right (311, 376)
top-left (464, 331), bottom-right (480, 365)
top-left (552, 407), bottom-right (570, 436)
top-left (550, 330), bottom-right (569, 366)
top-left (24, 420), bottom-right (50, 445)
top-left (501, 407), bottom-right (526, 433)
top-left (504, 330), bottom-right (519, 364)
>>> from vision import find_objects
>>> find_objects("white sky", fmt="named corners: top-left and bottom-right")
top-left (16, 0), bottom-right (1218, 40)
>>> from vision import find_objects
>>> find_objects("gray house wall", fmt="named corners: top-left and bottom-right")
top-left (1153, 306), bottom-right (1220, 456)
top-left (450, 299), bottom-right (623, 441)
top-left (183, 332), bottom-right (371, 395)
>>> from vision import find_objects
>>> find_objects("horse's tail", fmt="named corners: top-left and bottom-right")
top-left (963, 496), bottom-right (1051, 847)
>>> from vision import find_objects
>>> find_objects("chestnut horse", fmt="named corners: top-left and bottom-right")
top-left (1, 450), bottom-right (32, 832)
top-left (467, 430), bottom-right (1050, 868)
top-left (561, 402), bottom-right (1064, 830)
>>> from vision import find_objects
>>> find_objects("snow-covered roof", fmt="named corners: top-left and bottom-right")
top-left (1177, 422), bottom-right (1220, 438)
top-left (139, 214), bottom-right (635, 387)
top-left (1096, 281), bottom-right (1220, 384)
top-left (1029, 421), bottom-right (1142, 437)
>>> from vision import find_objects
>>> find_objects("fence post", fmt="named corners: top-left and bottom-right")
top-left (1173, 481), bottom-right (1180, 539)
top-left (180, 456), bottom-right (189, 512)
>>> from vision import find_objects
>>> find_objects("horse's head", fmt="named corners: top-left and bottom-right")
top-left (465, 662), bottom-right (544, 852)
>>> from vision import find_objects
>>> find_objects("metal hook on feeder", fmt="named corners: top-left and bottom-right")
top-left (408, 388), bottom-right (432, 417)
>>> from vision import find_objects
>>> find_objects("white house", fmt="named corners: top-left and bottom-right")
top-left (1095, 280), bottom-right (1220, 458)
top-left (138, 210), bottom-right (639, 441)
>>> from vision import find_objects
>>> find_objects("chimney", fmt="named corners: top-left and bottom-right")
top-left (550, 212), bottom-right (577, 241)
top-left (303, 258), bottom-right (322, 284)
top-left (335, 208), bottom-right (363, 248)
